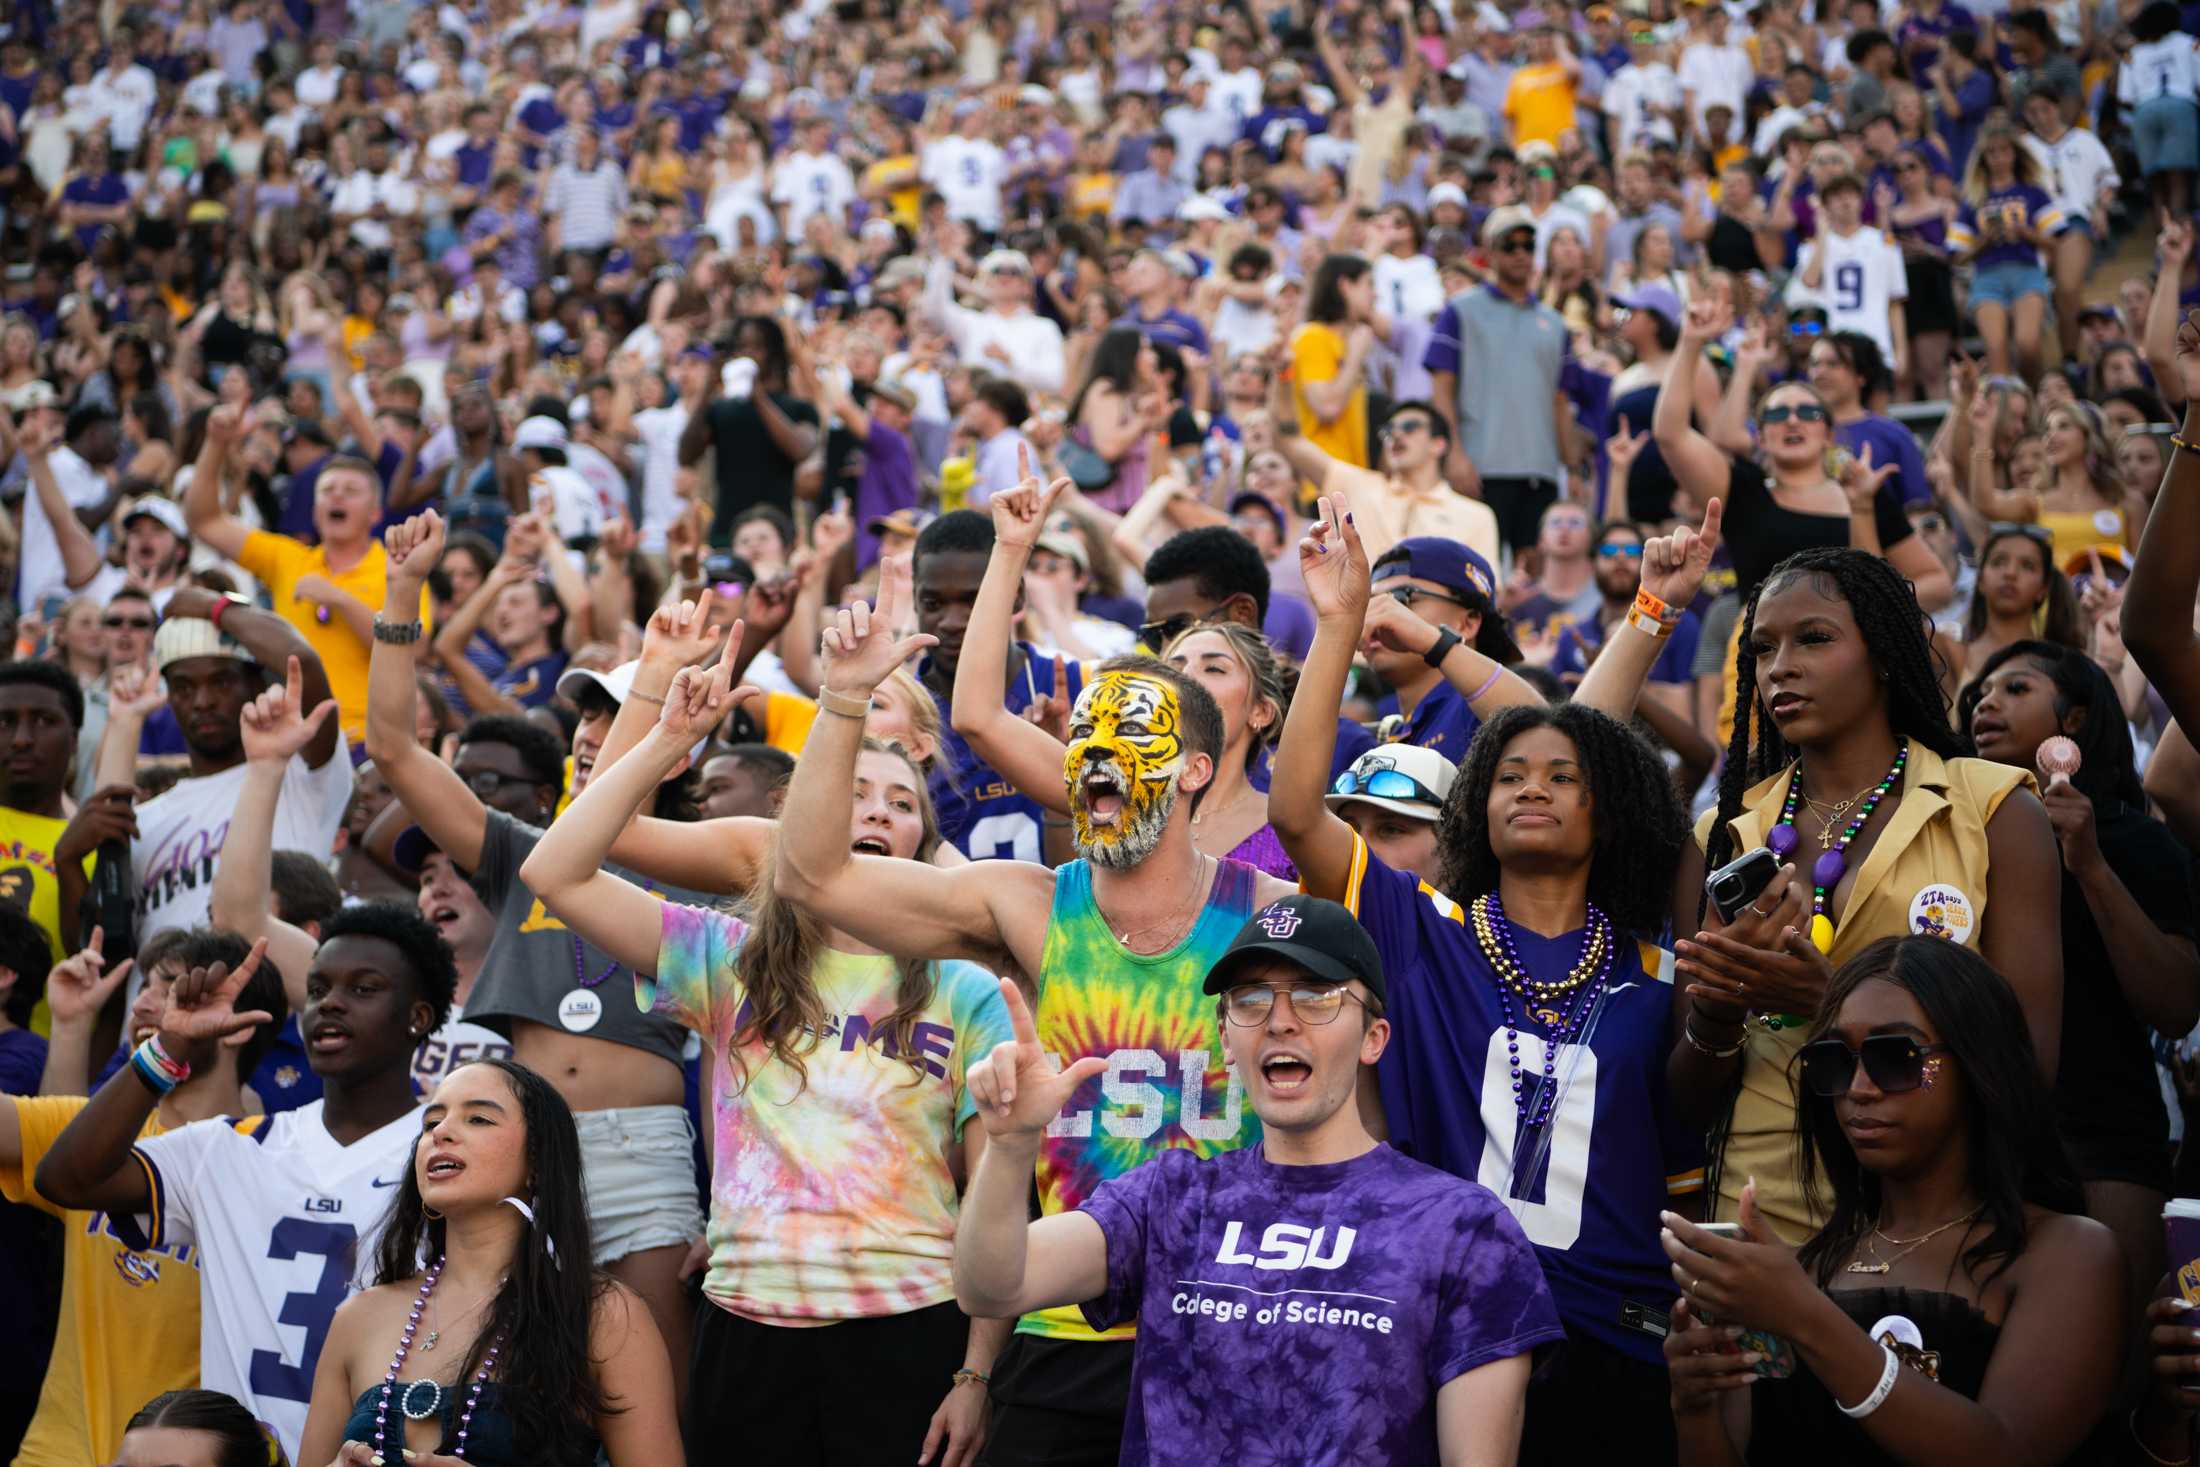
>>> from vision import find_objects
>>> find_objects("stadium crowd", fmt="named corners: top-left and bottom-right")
top-left (4, 0), bottom-right (2200, 1461)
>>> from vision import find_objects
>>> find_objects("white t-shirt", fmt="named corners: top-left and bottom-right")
top-left (1677, 42), bottom-right (1752, 136)
top-left (923, 258), bottom-right (1068, 394)
top-left (1373, 252), bottom-right (1446, 325)
top-left (563, 441), bottom-right (630, 532)
top-left (133, 741), bottom-right (354, 942)
top-left (2121, 37), bottom-right (2200, 106)
top-left (1602, 62), bottom-right (1683, 147)
top-left (16, 445), bottom-right (109, 607)
top-left (2022, 128), bottom-right (2119, 227)
top-left (1793, 225), bottom-right (1909, 364)
top-left (295, 64), bottom-right (345, 108)
top-left (117, 1099), bottom-right (423, 1462)
top-left (769, 148), bottom-right (856, 236)
top-left (1211, 295), bottom-right (1279, 359)
top-left (631, 402), bottom-right (690, 554)
top-left (1162, 99), bottom-right (1238, 181)
top-left (1210, 66), bottom-right (1263, 125)
top-left (410, 1003), bottom-right (514, 1093)
top-left (921, 136), bottom-right (1007, 232)
top-left (528, 464), bottom-right (610, 544)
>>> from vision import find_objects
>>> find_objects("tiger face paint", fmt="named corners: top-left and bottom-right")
top-left (1063, 671), bottom-right (1187, 869)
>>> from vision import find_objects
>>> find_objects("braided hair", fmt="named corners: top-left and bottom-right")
top-left (1704, 548), bottom-right (1966, 893)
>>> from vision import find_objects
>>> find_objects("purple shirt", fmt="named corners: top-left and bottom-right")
top-left (853, 419), bottom-right (919, 570)
top-left (462, 204), bottom-right (543, 290)
top-left (1079, 1141), bottom-right (1563, 1465)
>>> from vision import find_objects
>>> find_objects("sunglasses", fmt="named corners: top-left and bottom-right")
top-left (1798, 1034), bottom-right (1954, 1097)
top-left (1987, 521), bottom-right (2055, 550)
top-left (1223, 983), bottom-right (1367, 1027)
top-left (103, 615), bottom-right (155, 630)
top-left (1912, 512), bottom-right (1947, 532)
top-left (1379, 418), bottom-right (1431, 439)
top-left (1760, 402), bottom-right (1830, 425)
top-left (1492, 235), bottom-right (1536, 255)
top-left (1331, 763), bottom-right (1443, 806)
top-left (1789, 319), bottom-right (1827, 337)
top-left (458, 768), bottom-right (541, 797)
top-left (1137, 608), bottom-right (1218, 651)
top-left (1597, 542), bottom-right (1644, 559)
top-left (1382, 584), bottom-right (1470, 612)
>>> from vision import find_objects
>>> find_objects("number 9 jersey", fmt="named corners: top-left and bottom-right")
top-left (1338, 836), bottom-right (1701, 1365)
top-left (111, 1100), bottom-right (423, 1463)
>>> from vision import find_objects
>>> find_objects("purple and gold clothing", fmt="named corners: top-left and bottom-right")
top-left (1023, 857), bottom-right (1263, 1340)
top-left (1950, 184), bottom-right (2063, 271)
top-left (645, 902), bottom-right (1015, 1323)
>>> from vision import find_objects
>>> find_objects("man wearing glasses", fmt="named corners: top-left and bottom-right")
top-left (1270, 397), bottom-right (1501, 568)
top-left (953, 893), bottom-right (1561, 1466)
top-left (1425, 206), bottom-right (1573, 556)
top-left (1365, 536), bottom-right (1540, 760)
top-left (1550, 521), bottom-right (1704, 725)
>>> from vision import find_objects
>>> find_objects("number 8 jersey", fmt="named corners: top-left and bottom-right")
top-left (111, 1100), bottom-right (422, 1461)
top-left (1339, 837), bottom-right (1700, 1364)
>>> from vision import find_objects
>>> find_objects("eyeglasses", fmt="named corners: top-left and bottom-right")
top-left (1760, 402), bottom-right (1830, 425)
top-left (1382, 584), bottom-right (1470, 612)
top-left (1912, 512), bottom-right (1947, 532)
top-left (1492, 235), bottom-right (1536, 255)
top-left (1895, 161), bottom-right (1925, 174)
top-left (103, 615), bottom-right (155, 630)
top-left (1798, 1034), bottom-right (1954, 1097)
top-left (1788, 319), bottom-right (1827, 337)
top-left (1222, 983), bottom-right (1367, 1027)
top-left (458, 768), bottom-right (540, 797)
top-left (1379, 418), bottom-right (1431, 439)
top-left (1331, 763), bottom-right (1443, 806)
top-left (1137, 607), bottom-right (1220, 651)
top-left (1597, 542), bottom-right (1645, 559)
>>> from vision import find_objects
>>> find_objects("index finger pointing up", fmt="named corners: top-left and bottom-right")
top-left (999, 976), bottom-right (1038, 1047)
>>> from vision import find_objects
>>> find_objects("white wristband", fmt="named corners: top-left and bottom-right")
top-left (1837, 1344), bottom-right (1900, 1420)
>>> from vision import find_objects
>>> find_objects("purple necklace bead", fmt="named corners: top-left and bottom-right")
top-left (375, 1256), bottom-right (499, 1463)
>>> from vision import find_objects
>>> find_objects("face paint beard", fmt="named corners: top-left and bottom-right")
top-left (1062, 671), bottom-right (1189, 870)
top-left (1077, 762), bottom-right (1181, 869)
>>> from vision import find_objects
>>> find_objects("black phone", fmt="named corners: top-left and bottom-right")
top-left (1706, 847), bottom-right (1780, 924)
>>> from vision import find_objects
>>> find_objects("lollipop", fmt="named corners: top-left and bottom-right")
top-left (2036, 735), bottom-right (2080, 792)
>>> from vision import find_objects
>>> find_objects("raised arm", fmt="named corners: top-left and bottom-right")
top-left (430, 534), bottom-right (538, 719)
top-left (2121, 309), bottom-right (2200, 723)
top-left (16, 417), bottom-right (104, 590)
top-left (175, 587), bottom-right (341, 768)
top-left (949, 450), bottom-right (1077, 818)
top-left (1268, 494), bottom-right (1370, 902)
top-left (1659, 300), bottom-right (1743, 503)
top-left (181, 402), bottom-right (255, 562)
top-left (213, 656), bottom-right (337, 1014)
top-left (1708, 324), bottom-right (1774, 457)
top-left (1576, 496), bottom-right (1724, 720)
top-left (2146, 217), bottom-right (2192, 410)
top-left (37, 934), bottom-right (132, 1097)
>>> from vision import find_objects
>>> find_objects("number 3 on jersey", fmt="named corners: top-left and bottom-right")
top-left (1474, 1030), bottom-right (1596, 1249)
top-left (247, 1218), bottom-right (358, 1403)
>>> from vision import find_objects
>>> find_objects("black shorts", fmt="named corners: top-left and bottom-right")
top-left (1519, 1329), bottom-right (1677, 1467)
top-left (687, 1297), bottom-right (971, 1464)
top-left (1479, 476), bottom-right (1563, 556)
top-left (980, 1333), bottom-right (1136, 1467)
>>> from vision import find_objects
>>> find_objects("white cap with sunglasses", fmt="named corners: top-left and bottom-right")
top-left (1325, 746), bottom-right (1459, 823)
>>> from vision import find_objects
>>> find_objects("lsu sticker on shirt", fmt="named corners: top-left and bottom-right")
top-left (1907, 884), bottom-right (1975, 944)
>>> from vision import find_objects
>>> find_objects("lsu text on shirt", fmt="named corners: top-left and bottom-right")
top-left (1024, 857), bottom-right (1263, 1342)
top-left (114, 1098), bottom-right (422, 1461)
top-left (1342, 836), bottom-right (1698, 1363)
top-left (2, 1098), bottom-right (197, 1467)
top-left (645, 902), bottom-right (1014, 1322)
top-left (1949, 184), bottom-right (2064, 271)
top-left (1079, 1142), bottom-right (1565, 1466)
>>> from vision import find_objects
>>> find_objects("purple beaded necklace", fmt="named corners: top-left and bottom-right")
top-left (375, 1257), bottom-right (501, 1463)
top-left (571, 878), bottom-right (655, 988)
top-left (1469, 893), bottom-right (1616, 1127)
top-left (1766, 740), bottom-right (1908, 955)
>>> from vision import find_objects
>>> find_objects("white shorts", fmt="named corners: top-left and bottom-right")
top-left (575, 1103), bottom-right (703, 1265)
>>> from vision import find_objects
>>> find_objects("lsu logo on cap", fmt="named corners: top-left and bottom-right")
top-left (1256, 905), bottom-right (1302, 939)
top-left (1459, 558), bottom-right (1493, 599)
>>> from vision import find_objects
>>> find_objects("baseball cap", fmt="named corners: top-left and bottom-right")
top-left (1425, 182), bottom-right (1469, 211)
top-left (557, 659), bottom-right (711, 762)
top-left (391, 824), bottom-right (439, 875)
top-left (1177, 195), bottom-right (1231, 224)
top-left (1227, 490), bottom-right (1287, 533)
top-left (154, 614), bottom-right (251, 672)
top-left (512, 416), bottom-right (569, 451)
top-left (867, 377), bottom-right (918, 414)
top-left (1017, 83), bottom-right (1055, 106)
top-left (977, 248), bottom-right (1032, 277)
top-left (3, 379), bottom-right (57, 412)
top-left (1325, 745), bottom-right (1458, 823)
top-left (1480, 204), bottom-right (1538, 247)
top-left (1202, 895), bottom-right (1388, 1006)
top-left (868, 506), bottom-right (930, 539)
top-left (1034, 530), bottom-right (1089, 573)
top-left (1372, 535), bottom-right (1525, 663)
top-left (1612, 284), bottom-right (1684, 327)
top-left (122, 495), bottom-right (189, 539)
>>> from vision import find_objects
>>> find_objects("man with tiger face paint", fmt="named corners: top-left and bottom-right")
top-left (1063, 670), bottom-right (1190, 869)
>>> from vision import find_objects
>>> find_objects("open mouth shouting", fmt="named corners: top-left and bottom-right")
top-left (1080, 769), bottom-right (1127, 828)
top-left (422, 1150), bottom-right (466, 1183)
top-left (1258, 1049), bottom-right (1314, 1096)
top-left (307, 1021), bottom-right (353, 1057)
top-left (850, 834), bottom-right (892, 856)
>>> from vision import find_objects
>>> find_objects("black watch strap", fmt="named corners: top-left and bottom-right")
top-left (1422, 625), bottom-right (1461, 669)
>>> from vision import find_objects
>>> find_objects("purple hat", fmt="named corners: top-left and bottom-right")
top-left (1613, 284), bottom-right (1684, 327)
top-left (1371, 536), bottom-right (1524, 664)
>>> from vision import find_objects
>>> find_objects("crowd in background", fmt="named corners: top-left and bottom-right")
top-left (5, 0), bottom-right (2200, 1461)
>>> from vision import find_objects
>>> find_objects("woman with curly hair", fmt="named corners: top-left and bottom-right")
top-left (1672, 545), bottom-right (2063, 1250)
top-left (1272, 496), bottom-right (1697, 1466)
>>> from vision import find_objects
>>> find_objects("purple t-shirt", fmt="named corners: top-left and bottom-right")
top-left (853, 420), bottom-right (919, 571)
top-left (1078, 1141), bottom-right (1563, 1465)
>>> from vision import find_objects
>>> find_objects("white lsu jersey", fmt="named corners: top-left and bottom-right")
top-left (1793, 225), bottom-right (1908, 364)
top-left (115, 1100), bottom-right (422, 1461)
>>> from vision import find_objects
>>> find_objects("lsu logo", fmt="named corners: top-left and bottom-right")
top-left (1256, 905), bottom-right (1301, 939)
top-left (114, 1251), bottom-right (162, 1287)
top-left (1216, 1220), bottom-right (1358, 1272)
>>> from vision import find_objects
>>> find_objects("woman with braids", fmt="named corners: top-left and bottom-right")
top-left (1660, 936), bottom-right (2121, 1466)
top-left (119, 1390), bottom-right (289, 1467)
top-left (1270, 491), bottom-right (1708, 1465)
top-left (299, 1058), bottom-right (679, 1466)
top-left (1671, 545), bottom-right (2063, 1248)
top-left (515, 651), bottom-right (1015, 1467)
top-left (1960, 641), bottom-right (2200, 1338)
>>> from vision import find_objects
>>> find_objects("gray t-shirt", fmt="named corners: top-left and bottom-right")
top-left (1428, 286), bottom-right (1569, 483)
top-left (463, 808), bottom-right (699, 1066)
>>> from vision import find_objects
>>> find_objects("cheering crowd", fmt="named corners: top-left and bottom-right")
top-left (6, 0), bottom-right (2200, 1462)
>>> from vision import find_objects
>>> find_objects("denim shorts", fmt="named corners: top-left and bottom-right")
top-left (574, 1103), bottom-right (703, 1264)
top-left (1970, 259), bottom-right (2053, 308)
top-left (2134, 95), bottom-right (2200, 178)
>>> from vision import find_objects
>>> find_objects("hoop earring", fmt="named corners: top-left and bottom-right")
top-left (422, 1204), bottom-right (443, 1221)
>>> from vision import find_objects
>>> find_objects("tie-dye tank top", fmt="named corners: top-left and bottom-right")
top-left (1022, 856), bottom-right (1264, 1341)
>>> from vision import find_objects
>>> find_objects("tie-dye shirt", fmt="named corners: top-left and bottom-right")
top-left (644, 901), bottom-right (1015, 1324)
top-left (1023, 857), bottom-right (1264, 1341)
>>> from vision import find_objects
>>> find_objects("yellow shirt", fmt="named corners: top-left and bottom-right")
top-left (1067, 170), bottom-right (1116, 220)
top-left (0, 806), bottom-right (93, 964)
top-left (236, 531), bottom-right (429, 742)
top-left (1692, 747), bottom-right (2029, 1243)
top-left (762, 691), bottom-right (818, 756)
top-left (1289, 322), bottom-right (1369, 488)
top-left (861, 155), bottom-right (923, 232)
top-left (3, 1098), bottom-right (196, 1467)
top-left (2035, 503), bottom-right (2130, 569)
top-left (1504, 62), bottom-right (1580, 150)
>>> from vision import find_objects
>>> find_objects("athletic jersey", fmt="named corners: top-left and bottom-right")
top-left (1341, 836), bottom-right (1697, 1363)
top-left (924, 644), bottom-right (1084, 863)
top-left (1022, 856), bottom-right (1263, 1342)
top-left (114, 1099), bottom-right (422, 1461)
top-left (2022, 127), bottom-right (2118, 227)
top-left (1794, 226), bottom-right (1908, 365)
top-left (1949, 184), bottom-right (2063, 271)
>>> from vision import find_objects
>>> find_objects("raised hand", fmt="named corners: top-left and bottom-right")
top-left (384, 509), bottom-right (446, 586)
top-left (964, 977), bottom-right (1107, 1140)
top-left (158, 936), bottom-right (277, 1066)
top-left (1023, 653), bottom-right (1072, 743)
top-left (819, 554), bottom-right (937, 695)
top-left (1735, 319), bottom-right (1779, 377)
top-left (241, 655), bottom-right (339, 765)
top-left (44, 928), bottom-right (133, 1030)
top-left (745, 573), bottom-right (801, 641)
top-left (204, 400), bottom-right (248, 447)
top-left (658, 650), bottom-right (761, 745)
top-left (810, 505), bottom-right (854, 561)
top-left (2176, 308), bottom-right (2200, 407)
top-left (1839, 440), bottom-right (1898, 509)
top-left (990, 441), bottom-right (1070, 549)
top-left (109, 661), bottom-right (168, 721)
top-left (2161, 213), bottom-right (2194, 268)
top-left (1681, 295), bottom-right (1732, 345)
top-left (15, 414), bottom-right (54, 460)
top-left (1360, 587), bottom-right (1440, 658)
top-left (505, 510), bottom-right (552, 563)
top-left (1298, 491), bottom-right (1370, 625)
top-left (1640, 498), bottom-right (1723, 610)
top-left (640, 587), bottom-right (724, 669)
top-left (1605, 416), bottom-right (1648, 475)
top-left (598, 515), bottom-right (637, 564)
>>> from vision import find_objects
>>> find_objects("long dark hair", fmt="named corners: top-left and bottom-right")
top-left (1956, 639), bottom-right (2146, 809)
top-left (125, 1389), bottom-right (288, 1467)
top-left (1070, 324), bottom-right (1146, 422)
top-left (1305, 251), bottom-right (1372, 325)
top-left (1960, 526), bottom-right (2080, 648)
top-left (1795, 936), bottom-right (2082, 1288)
top-left (1704, 548), bottom-right (1967, 888)
top-left (371, 1059), bottom-right (613, 1467)
top-left (1436, 702), bottom-right (1686, 938)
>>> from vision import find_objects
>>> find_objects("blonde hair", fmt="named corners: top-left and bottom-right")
top-left (1961, 123), bottom-right (2044, 206)
top-left (1161, 621), bottom-right (1291, 772)
top-left (875, 666), bottom-right (944, 768)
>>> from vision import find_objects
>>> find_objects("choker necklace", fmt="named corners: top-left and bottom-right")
top-left (1847, 1205), bottom-right (1983, 1275)
top-left (375, 1257), bottom-right (500, 1462)
top-left (1767, 740), bottom-right (1908, 953)
top-left (1470, 893), bottom-right (1615, 1127)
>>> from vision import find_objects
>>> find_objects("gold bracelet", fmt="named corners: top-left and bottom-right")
top-left (1683, 1017), bottom-right (1746, 1058)
top-left (2131, 1408), bottom-right (2192, 1467)
top-left (626, 688), bottom-right (666, 706)
top-left (817, 687), bottom-right (872, 719)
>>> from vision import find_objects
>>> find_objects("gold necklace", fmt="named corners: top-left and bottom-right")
top-left (1191, 784), bottom-right (1255, 828)
top-left (1846, 1206), bottom-right (1984, 1275)
top-left (1101, 855), bottom-right (1212, 952)
top-left (1801, 778), bottom-right (1883, 850)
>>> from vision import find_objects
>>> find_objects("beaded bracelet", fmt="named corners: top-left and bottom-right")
top-left (2173, 434), bottom-right (2198, 456)
top-left (130, 1036), bottom-right (190, 1096)
top-left (952, 1369), bottom-right (991, 1389)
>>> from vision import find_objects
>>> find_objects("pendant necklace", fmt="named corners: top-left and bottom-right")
top-left (1105, 855), bottom-right (1210, 950)
top-left (374, 1257), bottom-right (501, 1462)
top-left (1767, 740), bottom-right (1908, 952)
top-left (1846, 1205), bottom-right (1983, 1275)
top-left (1470, 893), bottom-right (1615, 1126)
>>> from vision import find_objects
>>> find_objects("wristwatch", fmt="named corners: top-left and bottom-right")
top-left (208, 591), bottom-right (251, 630)
top-left (1422, 625), bottom-right (1461, 668)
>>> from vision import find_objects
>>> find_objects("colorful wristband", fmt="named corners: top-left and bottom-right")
top-left (131, 1036), bottom-right (190, 1096)
top-left (1632, 587), bottom-right (1680, 625)
top-left (1625, 606), bottom-right (1675, 639)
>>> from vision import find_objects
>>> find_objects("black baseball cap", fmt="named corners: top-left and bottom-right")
top-left (1203, 895), bottom-right (1387, 1006)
